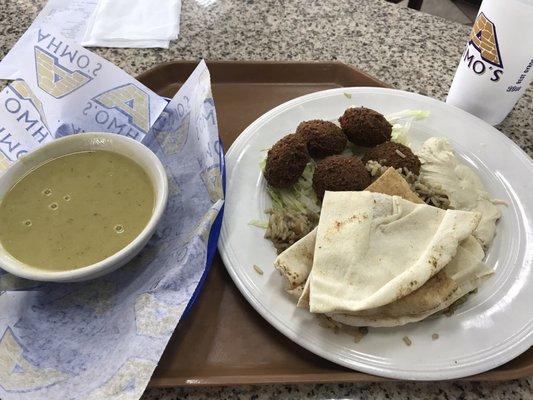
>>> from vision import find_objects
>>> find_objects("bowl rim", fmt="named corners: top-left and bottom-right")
top-left (0, 132), bottom-right (168, 282)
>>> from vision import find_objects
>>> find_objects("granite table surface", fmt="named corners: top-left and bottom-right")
top-left (0, 0), bottom-right (532, 399)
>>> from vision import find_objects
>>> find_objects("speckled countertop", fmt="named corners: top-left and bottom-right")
top-left (0, 0), bottom-right (531, 399)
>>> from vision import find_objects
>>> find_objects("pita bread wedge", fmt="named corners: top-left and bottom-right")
top-left (366, 167), bottom-right (423, 204)
top-left (274, 228), bottom-right (316, 291)
top-left (329, 235), bottom-right (493, 327)
top-left (308, 191), bottom-right (480, 314)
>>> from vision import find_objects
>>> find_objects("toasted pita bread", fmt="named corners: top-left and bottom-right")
top-left (365, 167), bottom-right (423, 204)
top-left (274, 228), bottom-right (316, 290)
top-left (307, 191), bottom-right (480, 314)
top-left (329, 235), bottom-right (493, 327)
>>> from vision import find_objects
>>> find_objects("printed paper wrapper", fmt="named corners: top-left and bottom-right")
top-left (0, 28), bottom-right (224, 400)
top-left (0, 26), bottom-right (168, 158)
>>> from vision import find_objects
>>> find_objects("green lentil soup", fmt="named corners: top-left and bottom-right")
top-left (0, 150), bottom-right (155, 271)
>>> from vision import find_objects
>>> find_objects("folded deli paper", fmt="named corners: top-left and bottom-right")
top-left (0, 26), bottom-right (168, 157)
top-left (82, 0), bottom-right (181, 48)
top-left (29, 0), bottom-right (99, 43)
top-left (29, 0), bottom-right (181, 49)
top-left (85, 0), bottom-right (180, 40)
top-left (0, 32), bottom-right (224, 400)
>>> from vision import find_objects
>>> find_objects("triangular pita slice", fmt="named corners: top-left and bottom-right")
top-left (329, 235), bottom-right (493, 327)
top-left (366, 167), bottom-right (423, 204)
top-left (308, 191), bottom-right (480, 314)
top-left (274, 228), bottom-right (316, 291)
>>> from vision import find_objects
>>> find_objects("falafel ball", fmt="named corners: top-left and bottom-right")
top-left (296, 119), bottom-right (347, 158)
top-left (312, 155), bottom-right (371, 200)
top-left (339, 107), bottom-right (392, 146)
top-left (264, 133), bottom-right (310, 188)
top-left (362, 141), bottom-right (421, 175)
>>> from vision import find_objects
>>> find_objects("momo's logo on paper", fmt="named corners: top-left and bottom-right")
top-left (0, 154), bottom-right (9, 172)
top-left (34, 47), bottom-right (92, 98)
top-left (92, 84), bottom-right (151, 133)
top-left (462, 13), bottom-right (504, 82)
top-left (10, 79), bottom-right (49, 130)
top-left (0, 328), bottom-right (68, 391)
top-left (201, 165), bottom-right (223, 203)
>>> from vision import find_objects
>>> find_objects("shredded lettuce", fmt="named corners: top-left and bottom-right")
top-left (386, 109), bottom-right (430, 123)
top-left (386, 110), bottom-right (429, 147)
top-left (261, 160), bottom-right (320, 215)
top-left (390, 123), bottom-right (411, 146)
top-left (248, 219), bottom-right (269, 229)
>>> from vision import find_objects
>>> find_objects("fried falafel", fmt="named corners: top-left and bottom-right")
top-left (264, 133), bottom-right (310, 188)
top-left (296, 119), bottom-right (347, 158)
top-left (362, 141), bottom-right (421, 175)
top-left (339, 107), bottom-right (392, 147)
top-left (312, 155), bottom-right (371, 200)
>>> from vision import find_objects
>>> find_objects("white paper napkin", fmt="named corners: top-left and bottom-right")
top-left (82, 0), bottom-right (181, 48)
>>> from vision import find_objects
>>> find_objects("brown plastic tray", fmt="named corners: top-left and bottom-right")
top-left (137, 61), bottom-right (533, 386)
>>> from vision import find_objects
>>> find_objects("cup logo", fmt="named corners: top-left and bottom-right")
top-left (34, 47), bottom-right (92, 98)
top-left (468, 12), bottom-right (503, 68)
top-left (460, 12), bottom-right (504, 82)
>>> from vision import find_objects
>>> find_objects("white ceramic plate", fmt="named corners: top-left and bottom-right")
top-left (218, 87), bottom-right (533, 380)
